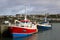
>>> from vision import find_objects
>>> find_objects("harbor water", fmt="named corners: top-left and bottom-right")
top-left (1, 23), bottom-right (60, 40)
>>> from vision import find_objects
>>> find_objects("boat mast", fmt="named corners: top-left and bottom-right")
top-left (24, 5), bottom-right (27, 20)
top-left (24, 15), bottom-right (27, 20)
top-left (44, 13), bottom-right (47, 22)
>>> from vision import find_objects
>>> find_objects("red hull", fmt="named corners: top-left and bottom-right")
top-left (8, 27), bottom-right (37, 34)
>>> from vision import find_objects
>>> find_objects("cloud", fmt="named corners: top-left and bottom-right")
top-left (0, 5), bottom-right (34, 15)
top-left (0, 0), bottom-right (60, 15)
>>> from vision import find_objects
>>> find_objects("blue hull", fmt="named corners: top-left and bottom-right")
top-left (12, 33), bottom-right (32, 37)
top-left (37, 25), bottom-right (52, 30)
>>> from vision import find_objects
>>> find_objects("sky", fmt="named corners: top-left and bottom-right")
top-left (0, 0), bottom-right (60, 15)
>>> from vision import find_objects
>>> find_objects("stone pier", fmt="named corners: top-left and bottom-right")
top-left (0, 25), bottom-right (8, 34)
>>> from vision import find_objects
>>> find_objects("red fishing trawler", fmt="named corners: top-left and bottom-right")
top-left (8, 16), bottom-right (38, 37)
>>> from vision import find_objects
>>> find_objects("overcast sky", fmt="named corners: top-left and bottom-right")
top-left (0, 0), bottom-right (60, 15)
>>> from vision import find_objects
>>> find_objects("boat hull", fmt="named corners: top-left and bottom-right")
top-left (37, 25), bottom-right (52, 30)
top-left (12, 33), bottom-right (32, 37)
top-left (8, 27), bottom-right (37, 37)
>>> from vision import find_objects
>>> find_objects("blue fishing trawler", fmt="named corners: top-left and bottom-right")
top-left (37, 22), bottom-right (52, 30)
top-left (37, 14), bottom-right (52, 30)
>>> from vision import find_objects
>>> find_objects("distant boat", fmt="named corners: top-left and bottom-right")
top-left (37, 14), bottom-right (52, 30)
top-left (8, 16), bottom-right (38, 37)
top-left (37, 22), bottom-right (52, 30)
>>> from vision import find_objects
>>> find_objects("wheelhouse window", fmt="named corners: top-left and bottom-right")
top-left (16, 21), bottom-right (20, 26)
top-left (20, 22), bottom-right (31, 27)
